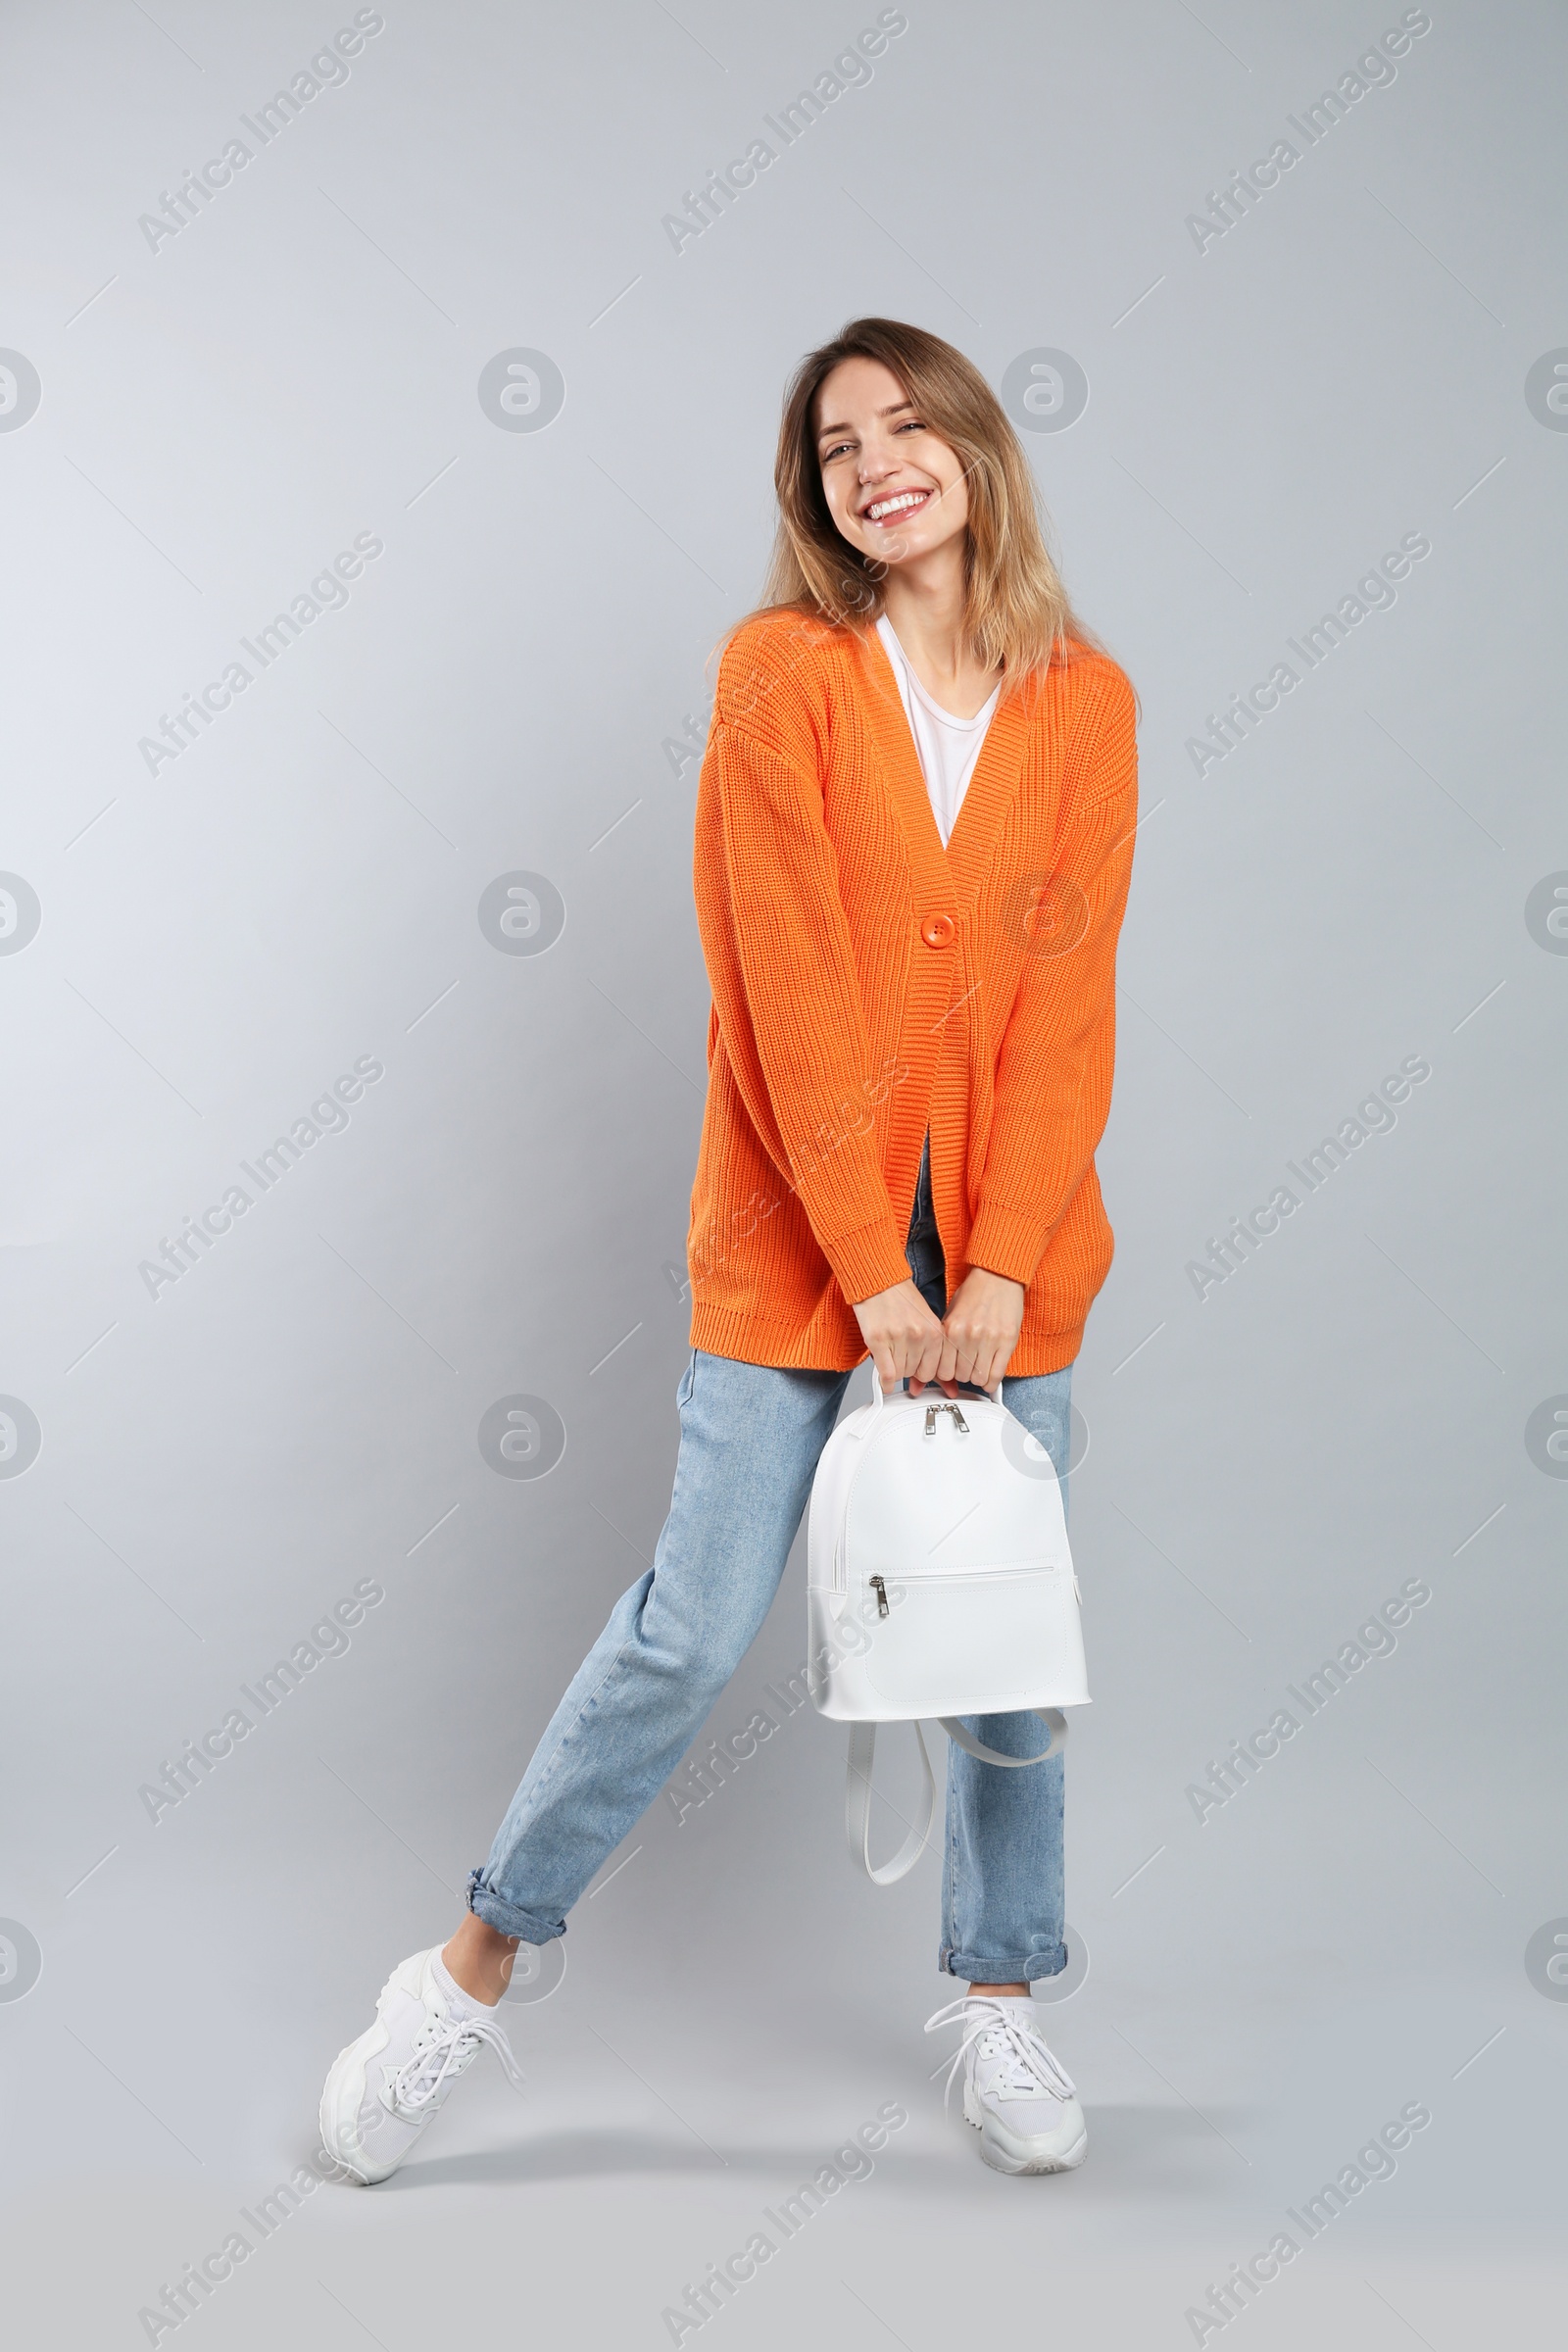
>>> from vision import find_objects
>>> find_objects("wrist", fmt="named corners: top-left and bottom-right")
top-left (965, 1263), bottom-right (1025, 1295)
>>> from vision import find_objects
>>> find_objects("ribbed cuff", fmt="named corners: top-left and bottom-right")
top-left (823, 1212), bottom-right (920, 1307)
top-left (964, 1199), bottom-right (1053, 1289)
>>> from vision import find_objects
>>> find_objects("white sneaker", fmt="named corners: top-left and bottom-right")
top-left (925, 1994), bottom-right (1087, 2174)
top-left (318, 1946), bottom-right (523, 2185)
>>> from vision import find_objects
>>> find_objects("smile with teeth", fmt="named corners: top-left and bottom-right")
top-left (863, 488), bottom-right (932, 524)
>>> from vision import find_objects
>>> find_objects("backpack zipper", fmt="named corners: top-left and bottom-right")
top-left (867, 1563), bottom-right (1063, 1592)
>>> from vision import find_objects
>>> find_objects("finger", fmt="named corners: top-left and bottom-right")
top-left (913, 1322), bottom-right (947, 1390)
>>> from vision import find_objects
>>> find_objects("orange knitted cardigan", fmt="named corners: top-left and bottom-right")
top-left (685, 605), bottom-right (1139, 1377)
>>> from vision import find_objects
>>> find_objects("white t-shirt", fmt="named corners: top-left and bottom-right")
top-left (875, 613), bottom-right (1001, 849)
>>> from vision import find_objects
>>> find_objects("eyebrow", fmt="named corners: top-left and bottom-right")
top-left (815, 399), bottom-right (914, 443)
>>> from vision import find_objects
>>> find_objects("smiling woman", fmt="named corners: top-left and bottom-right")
top-left (760, 315), bottom-right (1108, 693)
top-left (319, 313), bottom-right (1140, 2191)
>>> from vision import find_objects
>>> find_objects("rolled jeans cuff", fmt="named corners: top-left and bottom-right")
top-left (466, 1867), bottom-right (564, 1947)
top-left (938, 1940), bottom-right (1067, 1983)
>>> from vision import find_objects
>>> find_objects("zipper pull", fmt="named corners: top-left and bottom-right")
top-left (869, 1574), bottom-right (890, 1618)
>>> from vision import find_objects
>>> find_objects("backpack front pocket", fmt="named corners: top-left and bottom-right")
top-left (856, 1564), bottom-right (1087, 1714)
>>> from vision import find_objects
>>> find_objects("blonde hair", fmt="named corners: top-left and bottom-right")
top-left (720, 316), bottom-right (1110, 701)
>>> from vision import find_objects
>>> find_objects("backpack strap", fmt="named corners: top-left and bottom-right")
top-left (845, 1711), bottom-right (1069, 1885)
top-left (845, 1721), bottom-right (936, 1886)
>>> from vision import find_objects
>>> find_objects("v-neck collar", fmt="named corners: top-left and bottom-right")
top-left (855, 621), bottom-right (1031, 908)
top-left (876, 614), bottom-right (1001, 734)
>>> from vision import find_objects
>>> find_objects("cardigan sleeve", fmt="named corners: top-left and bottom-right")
top-left (695, 716), bottom-right (914, 1307)
top-left (965, 664), bottom-right (1139, 1289)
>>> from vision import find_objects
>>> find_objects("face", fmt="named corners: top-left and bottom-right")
top-left (814, 356), bottom-right (970, 572)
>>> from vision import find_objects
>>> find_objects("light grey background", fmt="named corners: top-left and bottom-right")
top-left (1, 1), bottom-right (1564, 2344)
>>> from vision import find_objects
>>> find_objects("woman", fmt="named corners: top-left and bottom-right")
top-left (319, 317), bottom-right (1139, 2182)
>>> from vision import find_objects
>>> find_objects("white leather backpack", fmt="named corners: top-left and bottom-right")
top-left (807, 1376), bottom-right (1089, 1884)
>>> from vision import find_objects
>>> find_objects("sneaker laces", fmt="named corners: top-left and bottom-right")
top-left (390, 2005), bottom-right (524, 2115)
top-left (924, 1995), bottom-right (1076, 2111)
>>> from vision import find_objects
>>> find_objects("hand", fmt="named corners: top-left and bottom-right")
top-left (932, 1266), bottom-right (1026, 1396)
top-left (852, 1278), bottom-right (951, 1397)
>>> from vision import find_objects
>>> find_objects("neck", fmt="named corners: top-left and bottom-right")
top-left (880, 539), bottom-right (970, 679)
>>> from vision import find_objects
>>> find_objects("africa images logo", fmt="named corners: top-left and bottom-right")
top-left (660, 12), bottom-right (908, 255)
top-left (0, 1397), bottom-right (44, 1480)
top-left (0, 1921), bottom-right (43, 2003)
top-left (137, 1055), bottom-right (385, 1300)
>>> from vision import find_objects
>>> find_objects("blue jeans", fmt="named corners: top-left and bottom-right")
top-left (467, 1130), bottom-right (1074, 1982)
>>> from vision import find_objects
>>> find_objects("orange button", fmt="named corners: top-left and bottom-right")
top-left (921, 912), bottom-right (956, 949)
